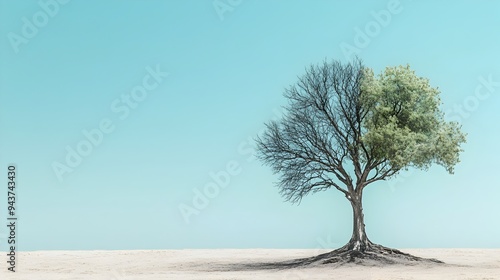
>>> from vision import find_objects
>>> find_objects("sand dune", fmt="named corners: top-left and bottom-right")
top-left (1, 249), bottom-right (499, 279)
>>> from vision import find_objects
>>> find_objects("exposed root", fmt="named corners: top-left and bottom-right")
top-left (227, 242), bottom-right (444, 271)
top-left (303, 242), bottom-right (444, 266)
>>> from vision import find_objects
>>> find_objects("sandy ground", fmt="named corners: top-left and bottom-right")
top-left (0, 249), bottom-right (499, 279)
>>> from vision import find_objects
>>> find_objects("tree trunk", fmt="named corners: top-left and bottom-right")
top-left (347, 193), bottom-right (370, 252)
top-left (238, 191), bottom-right (445, 268)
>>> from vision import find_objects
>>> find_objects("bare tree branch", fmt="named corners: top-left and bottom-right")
top-left (256, 59), bottom-right (365, 203)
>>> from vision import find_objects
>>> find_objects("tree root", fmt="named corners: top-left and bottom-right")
top-left (229, 242), bottom-right (444, 271)
top-left (304, 242), bottom-right (444, 266)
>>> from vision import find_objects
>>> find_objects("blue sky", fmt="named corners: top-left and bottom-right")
top-left (0, 0), bottom-right (499, 251)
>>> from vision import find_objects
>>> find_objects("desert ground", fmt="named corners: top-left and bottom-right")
top-left (1, 249), bottom-right (499, 279)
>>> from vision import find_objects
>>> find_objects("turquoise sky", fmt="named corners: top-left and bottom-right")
top-left (0, 0), bottom-right (499, 251)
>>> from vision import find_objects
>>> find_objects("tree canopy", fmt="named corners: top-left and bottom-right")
top-left (256, 59), bottom-right (466, 204)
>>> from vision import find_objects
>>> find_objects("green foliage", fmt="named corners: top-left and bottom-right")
top-left (360, 65), bottom-right (466, 174)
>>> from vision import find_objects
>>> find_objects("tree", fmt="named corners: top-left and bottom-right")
top-left (255, 59), bottom-right (466, 265)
